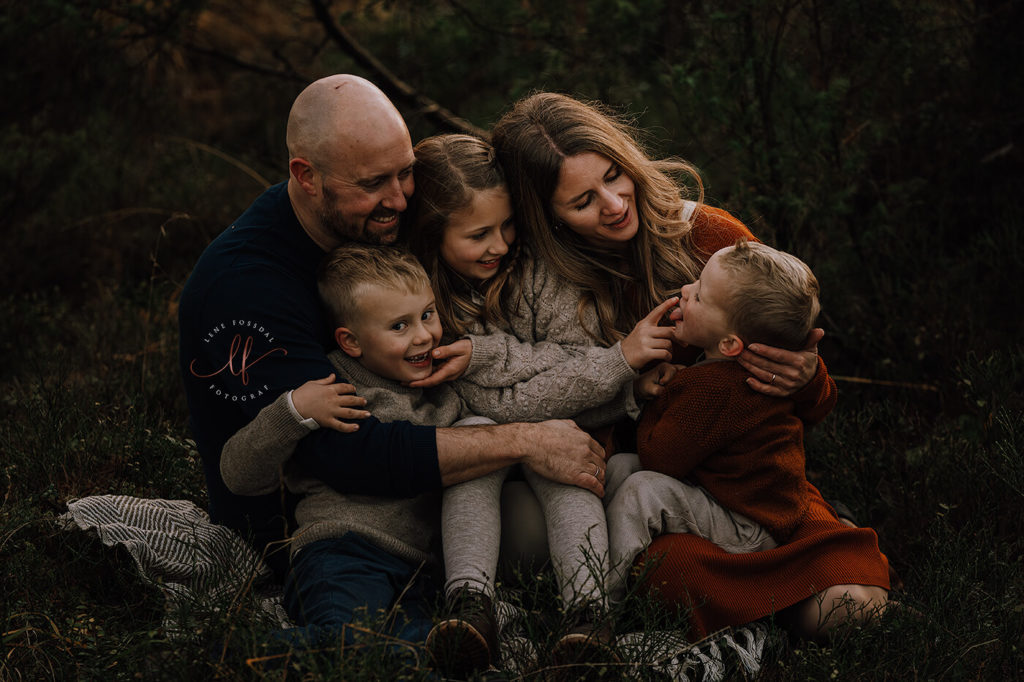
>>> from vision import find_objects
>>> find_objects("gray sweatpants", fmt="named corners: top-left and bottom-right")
top-left (604, 453), bottom-right (777, 602)
top-left (442, 464), bottom-right (609, 609)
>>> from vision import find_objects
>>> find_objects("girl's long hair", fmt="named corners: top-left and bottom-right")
top-left (491, 92), bottom-right (705, 345)
top-left (404, 134), bottom-right (521, 338)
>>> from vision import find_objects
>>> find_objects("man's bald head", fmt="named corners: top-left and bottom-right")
top-left (285, 75), bottom-right (416, 250)
top-left (286, 74), bottom-right (407, 171)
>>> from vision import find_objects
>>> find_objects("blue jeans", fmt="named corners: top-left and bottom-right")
top-left (274, 533), bottom-right (439, 652)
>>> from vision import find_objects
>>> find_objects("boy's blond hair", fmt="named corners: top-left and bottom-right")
top-left (317, 244), bottom-right (431, 328)
top-left (716, 240), bottom-right (820, 351)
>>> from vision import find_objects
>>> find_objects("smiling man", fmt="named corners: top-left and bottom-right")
top-left (177, 75), bottom-right (605, 651)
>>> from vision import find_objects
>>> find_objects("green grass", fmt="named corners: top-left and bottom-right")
top-left (2, 283), bottom-right (1022, 680)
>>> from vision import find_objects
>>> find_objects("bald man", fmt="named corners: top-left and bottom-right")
top-left (178, 75), bottom-right (604, 646)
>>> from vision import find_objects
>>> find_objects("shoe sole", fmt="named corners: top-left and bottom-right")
top-left (426, 618), bottom-right (493, 678)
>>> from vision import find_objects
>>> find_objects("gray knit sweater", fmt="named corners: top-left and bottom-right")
top-left (220, 350), bottom-right (471, 566)
top-left (456, 255), bottom-right (640, 428)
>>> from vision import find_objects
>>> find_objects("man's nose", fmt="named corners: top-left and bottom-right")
top-left (382, 177), bottom-right (408, 211)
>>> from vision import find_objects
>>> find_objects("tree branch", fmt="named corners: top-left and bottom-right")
top-left (308, 0), bottom-right (488, 138)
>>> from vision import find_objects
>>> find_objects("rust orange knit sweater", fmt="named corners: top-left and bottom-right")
top-left (637, 360), bottom-right (836, 542)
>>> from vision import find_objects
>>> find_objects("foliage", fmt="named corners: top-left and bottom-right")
top-left (2, 0), bottom-right (1023, 679)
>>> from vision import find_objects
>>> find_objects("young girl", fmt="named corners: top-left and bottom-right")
top-left (405, 134), bottom-right (679, 676)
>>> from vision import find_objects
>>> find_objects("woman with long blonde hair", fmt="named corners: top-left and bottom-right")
top-left (489, 91), bottom-right (890, 643)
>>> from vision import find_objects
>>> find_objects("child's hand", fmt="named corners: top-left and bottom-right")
top-left (634, 362), bottom-right (680, 400)
top-left (621, 297), bottom-right (679, 370)
top-left (406, 339), bottom-right (472, 388)
top-left (292, 374), bottom-right (370, 433)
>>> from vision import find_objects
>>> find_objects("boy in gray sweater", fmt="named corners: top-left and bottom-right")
top-left (219, 244), bottom-right (609, 673)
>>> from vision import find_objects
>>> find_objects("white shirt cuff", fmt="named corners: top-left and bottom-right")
top-left (286, 390), bottom-right (320, 430)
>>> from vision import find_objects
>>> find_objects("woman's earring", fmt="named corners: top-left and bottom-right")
top-left (553, 220), bottom-right (564, 232)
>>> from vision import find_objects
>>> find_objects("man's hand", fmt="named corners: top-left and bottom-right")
top-left (620, 298), bottom-right (679, 370)
top-left (292, 374), bottom-right (369, 433)
top-left (634, 362), bottom-right (680, 400)
top-left (519, 420), bottom-right (608, 497)
top-left (407, 339), bottom-right (473, 388)
top-left (738, 328), bottom-right (824, 396)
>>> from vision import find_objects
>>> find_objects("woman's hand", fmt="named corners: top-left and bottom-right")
top-left (620, 297), bottom-right (679, 370)
top-left (407, 339), bottom-right (473, 388)
top-left (634, 362), bottom-right (680, 401)
top-left (738, 328), bottom-right (824, 396)
top-left (292, 374), bottom-right (370, 432)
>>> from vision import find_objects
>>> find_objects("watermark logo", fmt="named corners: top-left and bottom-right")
top-left (189, 319), bottom-right (287, 401)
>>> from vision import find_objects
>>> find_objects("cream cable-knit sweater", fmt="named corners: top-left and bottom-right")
top-left (456, 255), bottom-right (640, 428)
top-left (220, 350), bottom-right (472, 566)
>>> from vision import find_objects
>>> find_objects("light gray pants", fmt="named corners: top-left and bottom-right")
top-left (604, 453), bottom-right (777, 602)
top-left (442, 463), bottom-right (609, 609)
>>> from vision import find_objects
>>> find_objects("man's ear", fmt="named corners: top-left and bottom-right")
top-left (718, 334), bottom-right (744, 358)
top-left (335, 327), bottom-right (361, 358)
top-left (289, 157), bottom-right (318, 196)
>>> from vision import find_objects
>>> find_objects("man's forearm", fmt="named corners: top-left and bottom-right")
top-left (436, 422), bottom-right (528, 485)
top-left (436, 420), bottom-right (607, 497)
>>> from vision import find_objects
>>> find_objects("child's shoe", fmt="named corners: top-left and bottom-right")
top-left (427, 587), bottom-right (499, 678)
top-left (548, 604), bottom-right (619, 680)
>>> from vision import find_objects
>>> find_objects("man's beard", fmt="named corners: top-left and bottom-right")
top-left (318, 185), bottom-right (399, 246)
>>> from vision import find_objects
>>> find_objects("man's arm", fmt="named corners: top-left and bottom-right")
top-left (436, 419), bottom-right (607, 496)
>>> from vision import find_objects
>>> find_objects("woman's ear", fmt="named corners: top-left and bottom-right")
top-left (718, 334), bottom-right (744, 358)
top-left (335, 327), bottom-right (361, 358)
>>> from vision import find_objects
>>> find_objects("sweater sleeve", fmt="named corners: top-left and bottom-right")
top-left (220, 392), bottom-right (307, 496)
top-left (791, 356), bottom-right (838, 427)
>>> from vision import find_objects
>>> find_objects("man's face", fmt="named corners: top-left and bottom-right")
top-left (315, 131), bottom-right (416, 246)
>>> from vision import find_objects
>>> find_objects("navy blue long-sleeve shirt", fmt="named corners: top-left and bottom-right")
top-left (178, 183), bottom-right (440, 576)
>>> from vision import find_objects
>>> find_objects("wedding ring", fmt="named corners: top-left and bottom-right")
top-left (594, 464), bottom-right (601, 478)
top-left (770, 373), bottom-right (777, 385)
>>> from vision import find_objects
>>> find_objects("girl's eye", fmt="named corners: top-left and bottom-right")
top-left (606, 165), bottom-right (623, 182)
top-left (470, 231), bottom-right (488, 241)
top-left (392, 321), bottom-right (408, 331)
top-left (422, 310), bottom-right (435, 321)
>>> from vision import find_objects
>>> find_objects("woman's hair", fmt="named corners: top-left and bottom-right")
top-left (717, 240), bottom-right (821, 351)
top-left (317, 244), bottom-right (430, 329)
top-left (404, 134), bottom-right (521, 338)
top-left (491, 91), bottom-right (706, 345)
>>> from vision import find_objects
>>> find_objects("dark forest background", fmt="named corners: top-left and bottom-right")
top-left (2, 1), bottom-right (1022, 679)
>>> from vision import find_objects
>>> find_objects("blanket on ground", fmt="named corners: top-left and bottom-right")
top-left (58, 494), bottom-right (772, 681)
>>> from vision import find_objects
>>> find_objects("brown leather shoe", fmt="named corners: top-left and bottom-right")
top-left (426, 588), bottom-right (499, 678)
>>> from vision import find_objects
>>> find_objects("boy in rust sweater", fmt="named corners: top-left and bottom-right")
top-left (606, 239), bottom-right (836, 598)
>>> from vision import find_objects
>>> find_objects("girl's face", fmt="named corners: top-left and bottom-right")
top-left (551, 152), bottom-right (638, 249)
top-left (440, 187), bottom-right (516, 282)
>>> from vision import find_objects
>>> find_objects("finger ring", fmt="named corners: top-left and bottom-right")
top-left (594, 464), bottom-right (601, 478)
top-left (770, 373), bottom-right (776, 385)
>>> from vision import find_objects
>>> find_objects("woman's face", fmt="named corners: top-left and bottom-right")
top-left (440, 187), bottom-right (516, 282)
top-left (551, 152), bottom-right (638, 249)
